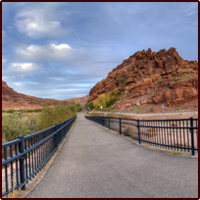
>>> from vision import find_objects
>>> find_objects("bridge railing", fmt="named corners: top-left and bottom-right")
top-left (85, 116), bottom-right (198, 156)
top-left (2, 117), bottom-right (76, 197)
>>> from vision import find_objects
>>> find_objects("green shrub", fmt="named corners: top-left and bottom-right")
top-left (36, 104), bottom-right (76, 131)
top-left (106, 96), bottom-right (117, 107)
top-left (86, 102), bottom-right (95, 110)
top-left (110, 89), bottom-right (118, 97)
top-left (117, 78), bottom-right (126, 84)
top-left (7, 109), bottom-right (14, 113)
top-left (150, 107), bottom-right (155, 112)
top-left (117, 78), bottom-right (126, 92)
top-left (75, 103), bottom-right (83, 112)
top-left (26, 109), bottom-right (33, 113)
top-left (34, 108), bottom-right (42, 112)
top-left (2, 113), bottom-right (37, 143)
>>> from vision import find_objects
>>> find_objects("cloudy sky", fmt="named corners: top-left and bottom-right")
top-left (2, 2), bottom-right (198, 100)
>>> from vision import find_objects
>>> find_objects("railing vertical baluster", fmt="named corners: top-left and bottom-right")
top-left (34, 136), bottom-right (37, 173)
top-left (196, 120), bottom-right (198, 151)
top-left (4, 147), bottom-right (8, 193)
top-left (183, 120), bottom-right (186, 151)
top-left (31, 138), bottom-right (34, 177)
top-left (37, 135), bottom-right (39, 170)
top-left (137, 119), bottom-right (141, 144)
top-left (187, 120), bottom-right (190, 152)
top-left (18, 135), bottom-right (26, 190)
top-left (176, 120), bottom-right (178, 151)
top-left (25, 139), bottom-right (28, 182)
top-left (15, 144), bottom-right (19, 186)
top-left (28, 139), bottom-right (31, 179)
top-left (190, 117), bottom-right (195, 156)
top-left (10, 146), bottom-right (14, 191)
top-left (172, 120), bottom-right (175, 150)
top-left (54, 124), bottom-right (58, 150)
top-left (119, 118), bottom-right (121, 135)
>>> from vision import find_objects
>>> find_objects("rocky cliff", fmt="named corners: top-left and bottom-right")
top-left (87, 47), bottom-right (198, 110)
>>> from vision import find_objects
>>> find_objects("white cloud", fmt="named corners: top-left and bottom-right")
top-left (8, 62), bottom-right (37, 73)
top-left (50, 43), bottom-right (71, 51)
top-left (15, 7), bottom-right (65, 38)
top-left (16, 43), bottom-right (72, 61)
top-left (14, 82), bottom-right (23, 86)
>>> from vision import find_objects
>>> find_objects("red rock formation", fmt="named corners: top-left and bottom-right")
top-left (2, 81), bottom-right (88, 110)
top-left (87, 47), bottom-right (198, 110)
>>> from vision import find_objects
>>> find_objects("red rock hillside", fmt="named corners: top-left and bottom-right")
top-left (87, 47), bottom-right (198, 111)
top-left (2, 80), bottom-right (88, 110)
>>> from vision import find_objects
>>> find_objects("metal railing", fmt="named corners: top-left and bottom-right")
top-left (85, 116), bottom-right (198, 156)
top-left (2, 117), bottom-right (76, 197)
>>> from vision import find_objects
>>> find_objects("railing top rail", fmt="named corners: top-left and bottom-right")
top-left (137, 118), bottom-right (198, 122)
top-left (2, 117), bottom-right (76, 146)
top-left (86, 115), bottom-right (198, 122)
top-left (2, 138), bottom-right (21, 148)
top-left (2, 127), bottom-right (59, 166)
top-left (23, 124), bottom-right (56, 140)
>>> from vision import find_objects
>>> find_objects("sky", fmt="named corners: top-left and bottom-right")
top-left (2, 2), bottom-right (198, 100)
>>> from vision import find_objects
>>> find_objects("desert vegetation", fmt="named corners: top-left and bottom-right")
top-left (86, 86), bottom-right (125, 112)
top-left (2, 103), bottom-right (82, 143)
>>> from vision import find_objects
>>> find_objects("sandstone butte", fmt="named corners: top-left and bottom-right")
top-left (2, 80), bottom-right (89, 111)
top-left (87, 47), bottom-right (198, 110)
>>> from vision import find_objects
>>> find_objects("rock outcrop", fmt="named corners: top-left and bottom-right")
top-left (87, 47), bottom-right (198, 110)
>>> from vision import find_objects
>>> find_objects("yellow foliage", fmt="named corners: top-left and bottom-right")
top-left (93, 100), bottom-right (99, 108)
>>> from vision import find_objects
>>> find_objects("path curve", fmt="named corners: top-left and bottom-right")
top-left (26, 113), bottom-right (198, 198)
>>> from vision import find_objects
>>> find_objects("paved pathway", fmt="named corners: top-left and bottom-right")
top-left (26, 113), bottom-right (198, 198)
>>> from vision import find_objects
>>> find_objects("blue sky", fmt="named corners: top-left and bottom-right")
top-left (2, 2), bottom-right (198, 100)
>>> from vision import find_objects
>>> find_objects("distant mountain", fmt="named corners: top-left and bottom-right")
top-left (2, 80), bottom-right (88, 110)
top-left (87, 47), bottom-right (198, 111)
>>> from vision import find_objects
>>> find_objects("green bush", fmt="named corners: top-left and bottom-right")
top-left (117, 78), bottom-right (126, 84)
top-left (6, 109), bottom-right (14, 113)
top-left (75, 103), bottom-right (83, 112)
top-left (106, 97), bottom-right (117, 107)
top-left (36, 104), bottom-right (77, 131)
top-left (34, 108), bottom-right (42, 112)
top-left (86, 102), bottom-right (95, 110)
top-left (150, 107), bottom-right (155, 112)
top-left (2, 104), bottom-right (76, 143)
top-left (117, 78), bottom-right (126, 92)
top-left (2, 113), bottom-right (37, 143)
top-left (26, 109), bottom-right (33, 113)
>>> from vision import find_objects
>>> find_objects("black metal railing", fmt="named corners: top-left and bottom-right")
top-left (85, 116), bottom-right (198, 156)
top-left (2, 117), bottom-right (76, 197)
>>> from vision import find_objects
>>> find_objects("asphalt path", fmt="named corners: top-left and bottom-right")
top-left (26, 113), bottom-right (198, 198)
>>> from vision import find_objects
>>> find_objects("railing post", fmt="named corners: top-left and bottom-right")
top-left (119, 118), bottom-right (121, 135)
top-left (54, 124), bottom-right (58, 150)
top-left (18, 135), bottom-right (26, 190)
top-left (190, 117), bottom-right (195, 156)
top-left (109, 117), bottom-right (110, 130)
top-left (137, 119), bottom-right (141, 144)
